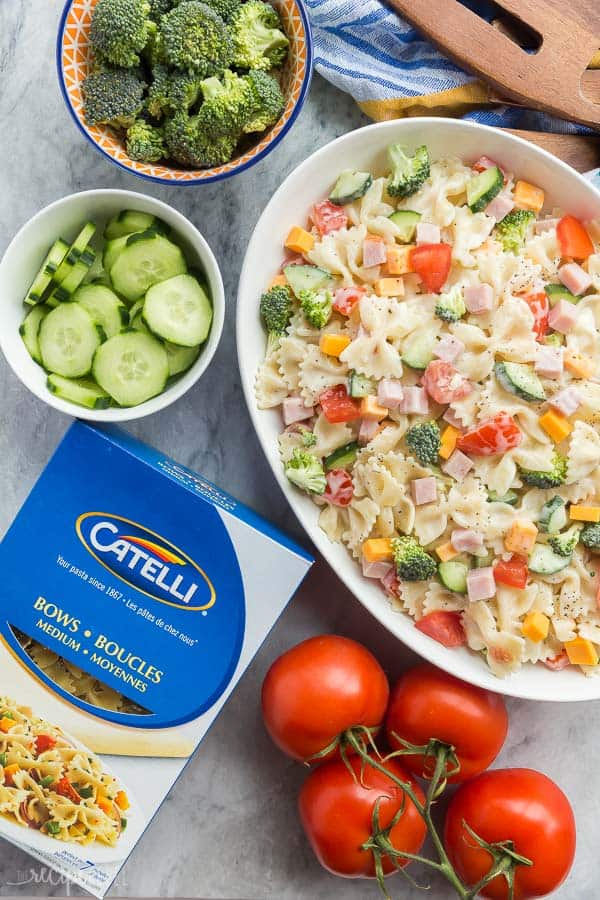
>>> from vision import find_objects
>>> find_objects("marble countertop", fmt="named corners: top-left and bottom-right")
top-left (0, 2), bottom-right (597, 898)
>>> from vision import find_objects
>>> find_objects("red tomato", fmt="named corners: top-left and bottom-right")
top-left (313, 200), bottom-right (348, 236)
top-left (385, 664), bottom-right (508, 783)
top-left (522, 292), bottom-right (549, 342)
top-left (457, 413), bottom-right (522, 456)
top-left (422, 360), bottom-right (472, 405)
top-left (556, 215), bottom-right (594, 259)
top-left (444, 768), bottom-right (576, 899)
top-left (319, 385), bottom-right (362, 424)
top-left (543, 651), bottom-right (571, 671)
top-left (410, 243), bottom-right (452, 293)
top-left (323, 469), bottom-right (354, 507)
top-left (414, 611), bottom-right (466, 648)
top-left (261, 635), bottom-right (389, 761)
top-left (333, 286), bottom-right (366, 316)
top-left (34, 734), bottom-right (57, 755)
top-left (494, 555), bottom-right (528, 589)
top-left (54, 777), bottom-right (81, 804)
top-left (299, 754), bottom-right (426, 878)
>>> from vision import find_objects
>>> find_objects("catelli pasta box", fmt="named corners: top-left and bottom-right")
top-left (0, 422), bottom-right (312, 897)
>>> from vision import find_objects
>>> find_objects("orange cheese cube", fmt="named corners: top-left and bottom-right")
top-left (285, 226), bottom-right (314, 255)
top-left (97, 795), bottom-right (113, 815)
top-left (383, 245), bottom-right (415, 276)
top-left (435, 541), bottom-right (459, 562)
top-left (268, 273), bottom-right (287, 289)
top-left (513, 180), bottom-right (545, 214)
top-left (569, 505), bottom-right (600, 523)
top-left (522, 611), bottom-right (550, 643)
top-left (374, 277), bottom-right (405, 298)
top-left (362, 538), bottom-right (393, 563)
top-left (360, 396), bottom-right (388, 421)
top-left (565, 637), bottom-right (599, 666)
top-left (504, 519), bottom-right (538, 555)
top-left (439, 425), bottom-right (460, 460)
top-left (115, 790), bottom-right (130, 811)
top-left (0, 717), bottom-right (14, 733)
top-left (539, 409), bottom-right (573, 443)
top-left (564, 351), bottom-right (595, 379)
top-left (319, 334), bottom-right (351, 357)
top-left (3, 764), bottom-right (19, 783)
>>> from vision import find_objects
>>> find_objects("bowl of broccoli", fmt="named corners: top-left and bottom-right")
top-left (57, 0), bottom-right (312, 183)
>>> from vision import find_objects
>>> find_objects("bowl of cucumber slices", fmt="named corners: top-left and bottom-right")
top-left (0, 189), bottom-right (224, 421)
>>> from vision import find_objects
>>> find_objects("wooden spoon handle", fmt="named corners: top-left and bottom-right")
top-left (506, 129), bottom-right (600, 173)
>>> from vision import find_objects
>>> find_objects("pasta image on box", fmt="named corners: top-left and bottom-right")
top-left (0, 422), bottom-right (312, 897)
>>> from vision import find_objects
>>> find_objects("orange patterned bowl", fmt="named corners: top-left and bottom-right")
top-left (57, 0), bottom-right (313, 184)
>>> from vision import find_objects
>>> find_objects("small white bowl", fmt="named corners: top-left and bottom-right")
top-left (0, 189), bottom-right (224, 422)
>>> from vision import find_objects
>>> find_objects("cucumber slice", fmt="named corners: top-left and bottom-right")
top-left (47, 374), bottom-right (111, 410)
top-left (93, 331), bottom-right (169, 407)
top-left (545, 283), bottom-right (578, 304)
top-left (104, 210), bottom-right (168, 241)
top-left (348, 371), bottom-right (374, 398)
top-left (538, 496), bottom-right (567, 534)
top-left (25, 240), bottom-right (70, 306)
top-left (109, 234), bottom-right (187, 303)
top-left (283, 264), bottom-right (333, 297)
top-left (324, 441), bottom-right (359, 471)
top-left (74, 284), bottom-right (129, 338)
top-left (39, 303), bottom-right (103, 378)
top-left (51, 222), bottom-right (97, 286)
top-left (143, 274), bottom-right (212, 347)
top-left (103, 235), bottom-right (130, 275)
top-left (165, 342), bottom-right (200, 376)
top-left (402, 332), bottom-right (437, 370)
top-left (494, 361), bottom-right (546, 402)
top-left (20, 305), bottom-right (50, 364)
top-left (487, 490), bottom-right (519, 506)
top-left (528, 543), bottom-right (571, 575)
top-left (467, 167), bottom-right (504, 213)
top-left (388, 210), bottom-right (421, 243)
top-left (438, 560), bottom-right (468, 594)
top-left (48, 248), bottom-right (96, 305)
top-left (329, 170), bottom-right (373, 206)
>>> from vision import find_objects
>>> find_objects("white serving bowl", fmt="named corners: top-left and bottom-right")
top-left (0, 189), bottom-right (224, 422)
top-left (237, 117), bottom-right (600, 702)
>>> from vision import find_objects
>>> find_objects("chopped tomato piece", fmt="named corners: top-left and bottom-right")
top-left (472, 156), bottom-right (507, 181)
top-left (323, 469), bottom-right (354, 507)
top-left (333, 286), bottom-right (366, 316)
top-left (319, 385), bottom-right (362, 424)
top-left (521, 292), bottom-right (549, 342)
top-left (313, 201), bottom-right (348, 236)
top-left (422, 360), bottom-right (472, 405)
top-left (457, 412), bottom-right (522, 456)
top-left (415, 611), bottom-right (466, 648)
top-left (54, 777), bottom-right (81, 804)
top-left (543, 651), bottom-right (571, 671)
top-left (494, 555), bottom-right (528, 589)
top-left (409, 243), bottom-right (452, 293)
top-left (34, 734), bottom-right (57, 755)
top-left (556, 215), bottom-right (594, 260)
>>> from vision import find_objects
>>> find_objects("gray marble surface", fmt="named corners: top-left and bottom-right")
top-left (0, 2), bottom-right (597, 898)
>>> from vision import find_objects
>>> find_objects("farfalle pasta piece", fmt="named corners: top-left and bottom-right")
top-left (256, 354), bottom-right (289, 409)
top-left (450, 205), bottom-right (494, 267)
top-left (342, 496), bottom-right (380, 557)
top-left (311, 413), bottom-right (354, 459)
top-left (566, 420), bottom-right (600, 483)
top-left (319, 504), bottom-right (349, 543)
top-left (298, 344), bottom-right (348, 406)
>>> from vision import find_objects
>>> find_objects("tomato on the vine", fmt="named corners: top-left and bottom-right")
top-left (444, 768), bottom-right (576, 899)
top-left (299, 754), bottom-right (426, 879)
top-left (261, 635), bottom-right (389, 761)
top-left (385, 664), bottom-right (508, 782)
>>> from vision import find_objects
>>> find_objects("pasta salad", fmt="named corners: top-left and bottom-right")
top-left (255, 144), bottom-right (600, 678)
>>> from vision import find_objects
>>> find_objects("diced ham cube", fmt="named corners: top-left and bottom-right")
top-left (377, 378), bottom-right (404, 409)
top-left (434, 334), bottom-right (465, 364)
top-left (549, 386), bottom-right (582, 417)
top-left (558, 262), bottom-right (592, 296)
top-left (535, 217), bottom-right (559, 234)
top-left (441, 449), bottom-right (473, 482)
top-left (464, 283), bottom-right (493, 314)
top-left (411, 476), bottom-right (437, 506)
top-left (362, 558), bottom-right (394, 579)
top-left (451, 528), bottom-right (484, 553)
top-left (381, 568), bottom-right (401, 598)
top-left (363, 236), bottom-right (387, 268)
top-left (416, 222), bottom-right (441, 245)
top-left (442, 407), bottom-right (464, 430)
top-left (535, 346), bottom-right (563, 379)
top-left (466, 567), bottom-right (496, 602)
top-left (282, 396), bottom-right (314, 425)
top-left (485, 194), bottom-right (514, 222)
top-left (358, 418), bottom-right (381, 446)
top-left (398, 386), bottom-right (429, 415)
top-left (548, 299), bottom-right (578, 334)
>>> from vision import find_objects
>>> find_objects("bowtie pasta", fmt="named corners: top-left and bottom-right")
top-left (255, 145), bottom-right (600, 678)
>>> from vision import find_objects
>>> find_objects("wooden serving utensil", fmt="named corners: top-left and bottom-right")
top-left (506, 129), bottom-right (600, 172)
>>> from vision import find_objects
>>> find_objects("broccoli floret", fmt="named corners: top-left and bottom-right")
top-left (519, 452), bottom-right (567, 489)
top-left (146, 64), bottom-right (171, 118)
top-left (172, 0), bottom-right (240, 11)
top-left (82, 69), bottom-right (146, 128)
top-left (230, 0), bottom-right (289, 71)
top-left (405, 421), bottom-right (441, 467)
top-left (495, 209), bottom-right (535, 254)
top-left (160, 1), bottom-right (233, 75)
top-left (387, 144), bottom-right (430, 199)
top-left (164, 110), bottom-right (236, 166)
top-left (284, 448), bottom-right (326, 495)
top-left (435, 286), bottom-right (466, 323)
top-left (243, 69), bottom-right (285, 133)
top-left (298, 289), bottom-right (333, 329)
top-left (300, 429), bottom-right (317, 448)
top-left (391, 535), bottom-right (437, 581)
top-left (168, 71), bottom-right (203, 110)
top-left (149, 0), bottom-right (172, 17)
top-left (126, 120), bottom-right (166, 161)
top-left (90, 0), bottom-right (153, 68)
top-left (259, 284), bottom-right (293, 355)
top-left (197, 70), bottom-right (257, 143)
top-left (548, 524), bottom-right (582, 558)
top-left (581, 523), bottom-right (600, 551)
